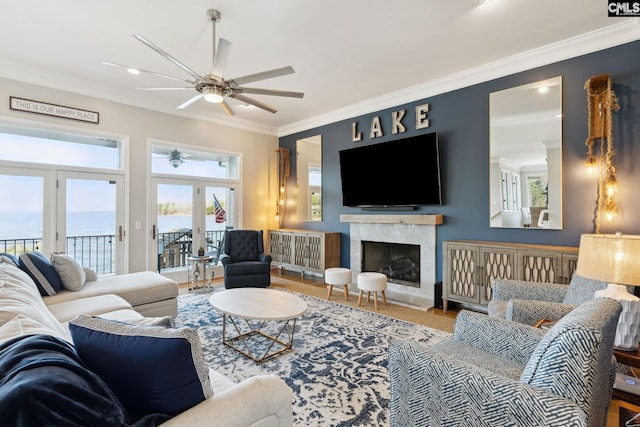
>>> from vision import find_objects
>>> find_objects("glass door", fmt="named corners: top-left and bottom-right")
top-left (151, 178), bottom-right (234, 284)
top-left (153, 180), bottom-right (194, 284)
top-left (0, 168), bottom-right (51, 256)
top-left (56, 171), bottom-right (126, 275)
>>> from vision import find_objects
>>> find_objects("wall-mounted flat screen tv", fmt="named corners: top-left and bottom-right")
top-left (339, 132), bottom-right (442, 208)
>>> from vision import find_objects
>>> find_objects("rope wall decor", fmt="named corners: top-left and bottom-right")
top-left (275, 148), bottom-right (290, 226)
top-left (584, 73), bottom-right (620, 234)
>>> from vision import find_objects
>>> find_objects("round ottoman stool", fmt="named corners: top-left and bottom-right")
top-left (357, 272), bottom-right (388, 310)
top-left (325, 267), bottom-right (352, 301)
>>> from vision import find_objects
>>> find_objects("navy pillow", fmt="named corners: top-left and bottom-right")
top-left (69, 315), bottom-right (213, 419)
top-left (18, 251), bottom-right (63, 296)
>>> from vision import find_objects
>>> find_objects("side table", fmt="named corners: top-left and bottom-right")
top-left (614, 347), bottom-right (640, 406)
top-left (187, 255), bottom-right (214, 291)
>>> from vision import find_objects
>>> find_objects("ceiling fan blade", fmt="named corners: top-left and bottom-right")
top-left (101, 61), bottom-right (193, 83)
top-left (133, 34), bottom-right (203, 81)
top-left (177, 94), bottom-right (204, 110)
top-left (220, 99), bottom-right (234, 116)
top-left (230, 93), bottom-right (277, 114)
top-left (211, 38), bottom-right (232, 79)
top-left (137, 87), bottom-right (194, 91)
top-left (234, 87), bottom-right (304, 98)
top-left (229, 66), bottom-right (295, 87)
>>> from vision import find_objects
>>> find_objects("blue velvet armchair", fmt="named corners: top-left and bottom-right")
top-left (389, 297), bottom-right (621, 427)
top-left (220, 230), bottom-right (272, 289)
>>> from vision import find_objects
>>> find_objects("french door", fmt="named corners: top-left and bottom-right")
top-left (56, 171), bottom-right (126, 274)
top-left (150, 177), bottom-right (233, 283)
top-left (0, 168), bottom-right (125, 274)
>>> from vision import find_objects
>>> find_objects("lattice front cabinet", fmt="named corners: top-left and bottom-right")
top-left (443, 240), bottom-right (578, 312)
top-left (268, 229), bottom-right (340, 276)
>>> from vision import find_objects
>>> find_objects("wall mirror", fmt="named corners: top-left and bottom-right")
top-left (489, 76), bottom-right (563, 229)
top-left (296, 135), bottom-right (322, 221)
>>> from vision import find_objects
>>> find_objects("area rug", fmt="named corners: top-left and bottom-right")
top-left (174, 289), bottom-right (450, 426)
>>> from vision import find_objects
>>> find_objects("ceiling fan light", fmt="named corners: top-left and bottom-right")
top-left (203, 87), bottom-right (224, 103)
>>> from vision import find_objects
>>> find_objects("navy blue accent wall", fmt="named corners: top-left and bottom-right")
top-left (279, 40), bottom-right (640, 282)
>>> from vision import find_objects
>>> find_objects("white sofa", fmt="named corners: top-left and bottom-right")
top-left (0, 261), bottom-right (293, 426)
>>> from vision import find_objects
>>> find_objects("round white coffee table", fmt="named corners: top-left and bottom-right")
top-left (209, 288), bottom-right (307, 363)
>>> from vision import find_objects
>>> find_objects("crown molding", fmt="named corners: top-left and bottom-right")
top-left (277, 19), bottom-right (640, 137)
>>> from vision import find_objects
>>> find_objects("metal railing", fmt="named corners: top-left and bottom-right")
top-left (1, 229), bottom-right (227, 275)
top-left (157, 229), bottom-right (225, 272)
top-left (0, 235), bottom-right (115, 275)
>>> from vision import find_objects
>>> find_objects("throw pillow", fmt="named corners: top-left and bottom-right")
top-left (83, 267), bottom-right (98, 282)
top-left (18, 252), bottom-right (63, 296)
top-left (51, 254), bottom-right (86, 291)
top-left (0, 252), bottom-right (19, 267)
top-left (69, 315), bottom-right (213, 419)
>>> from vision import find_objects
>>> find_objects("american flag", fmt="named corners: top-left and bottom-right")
top-left (213, 194), bottom-right (226, 223)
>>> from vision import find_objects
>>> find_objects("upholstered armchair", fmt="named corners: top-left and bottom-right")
top-left (220, 230), bottom-right (272, 289)
top-left (389, 297), bottom-right (621, 427)
top-left (487, 274), bottom-right (608, 325)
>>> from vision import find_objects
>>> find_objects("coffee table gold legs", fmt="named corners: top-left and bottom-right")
top-left (221, 314), bottom-right (298, 363)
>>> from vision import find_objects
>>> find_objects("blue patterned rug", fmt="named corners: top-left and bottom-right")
top-left (174, 289), bottom-right (450, 426)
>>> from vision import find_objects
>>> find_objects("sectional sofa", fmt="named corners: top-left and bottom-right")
top-left (0, 254), bottom-right (293, 426)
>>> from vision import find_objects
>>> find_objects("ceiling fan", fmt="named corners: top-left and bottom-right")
top-left (102, 9), bottom-right (303, 116)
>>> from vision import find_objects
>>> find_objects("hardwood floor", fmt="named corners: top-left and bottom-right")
top-left (269, 269), bottom-right (458, 333)
top-left (180, 269), bottom-right (458, 333)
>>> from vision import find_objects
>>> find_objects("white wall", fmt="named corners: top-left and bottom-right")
top-left (0, 77), bottom-right (278, 272)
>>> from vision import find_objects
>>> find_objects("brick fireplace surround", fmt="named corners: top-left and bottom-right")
top-left (340, 214), bottom-right (443, 310)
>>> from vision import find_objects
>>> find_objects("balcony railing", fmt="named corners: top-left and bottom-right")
top-left (157, 229), bottom-right (225, 272)
top-left (0, 235), bottom-right (115, 275)
top-left (1, 229), bottom-right (226, 276)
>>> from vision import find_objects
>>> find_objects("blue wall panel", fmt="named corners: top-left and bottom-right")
top-left (279, 40), bottom-right (640, 282)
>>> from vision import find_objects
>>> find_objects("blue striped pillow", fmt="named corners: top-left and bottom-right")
top-left (18, 252), bottom-right (63, 296)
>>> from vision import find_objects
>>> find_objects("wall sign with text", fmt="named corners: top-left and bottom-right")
top-left (10, 97), bottom-right (99, 124)
top-left (351, 103), bottom-right (430, 142)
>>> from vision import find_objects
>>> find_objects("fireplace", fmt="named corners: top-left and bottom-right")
top-left (361, 241), bottom-right (420, 288)
top-left (341, 214), bottom-right (443, 310)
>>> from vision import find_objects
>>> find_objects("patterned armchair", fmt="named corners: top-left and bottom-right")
top-left (220, 230), bottom-right (272, 289)
top-left (389, 298), bottom-right (621, 427)
top-left (487, 274), bottom-right (608, 325)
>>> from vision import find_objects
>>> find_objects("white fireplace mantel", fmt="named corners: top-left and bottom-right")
top-left (341, 213), bottom-right (442, 310)
top-left (340, 214), bottom-right (443, 225)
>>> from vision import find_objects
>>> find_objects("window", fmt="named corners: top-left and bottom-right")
top-left (151, 143), bottom-right (238, 179)
top-left (0, 123), bottom-right (120, 169)
top-left (527, 175), bottom-right (548, 207)
top-left (511, 174), bottom-right (521, 212)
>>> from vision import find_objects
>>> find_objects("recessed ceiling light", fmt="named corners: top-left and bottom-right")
top-left (126, 67), bottom-right (140, 75)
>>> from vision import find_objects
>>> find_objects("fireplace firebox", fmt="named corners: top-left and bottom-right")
top-left (361, 241), bottom-right (420, 288)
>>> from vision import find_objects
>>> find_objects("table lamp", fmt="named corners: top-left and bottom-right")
top-left (576, 233), bottom-right (640, 351)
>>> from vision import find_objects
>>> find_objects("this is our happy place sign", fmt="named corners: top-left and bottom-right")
top-left (10, 97), bottom-right (99, 124)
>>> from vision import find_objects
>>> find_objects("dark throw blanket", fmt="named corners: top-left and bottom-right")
top-left (0, 334), bottom-right (170, 427)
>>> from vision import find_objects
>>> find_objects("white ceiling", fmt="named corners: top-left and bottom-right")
top-left (1, 1), bottom-right (639, 136)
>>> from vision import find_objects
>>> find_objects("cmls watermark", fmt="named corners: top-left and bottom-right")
top-left (609, 1), bottom-right (640, 16)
